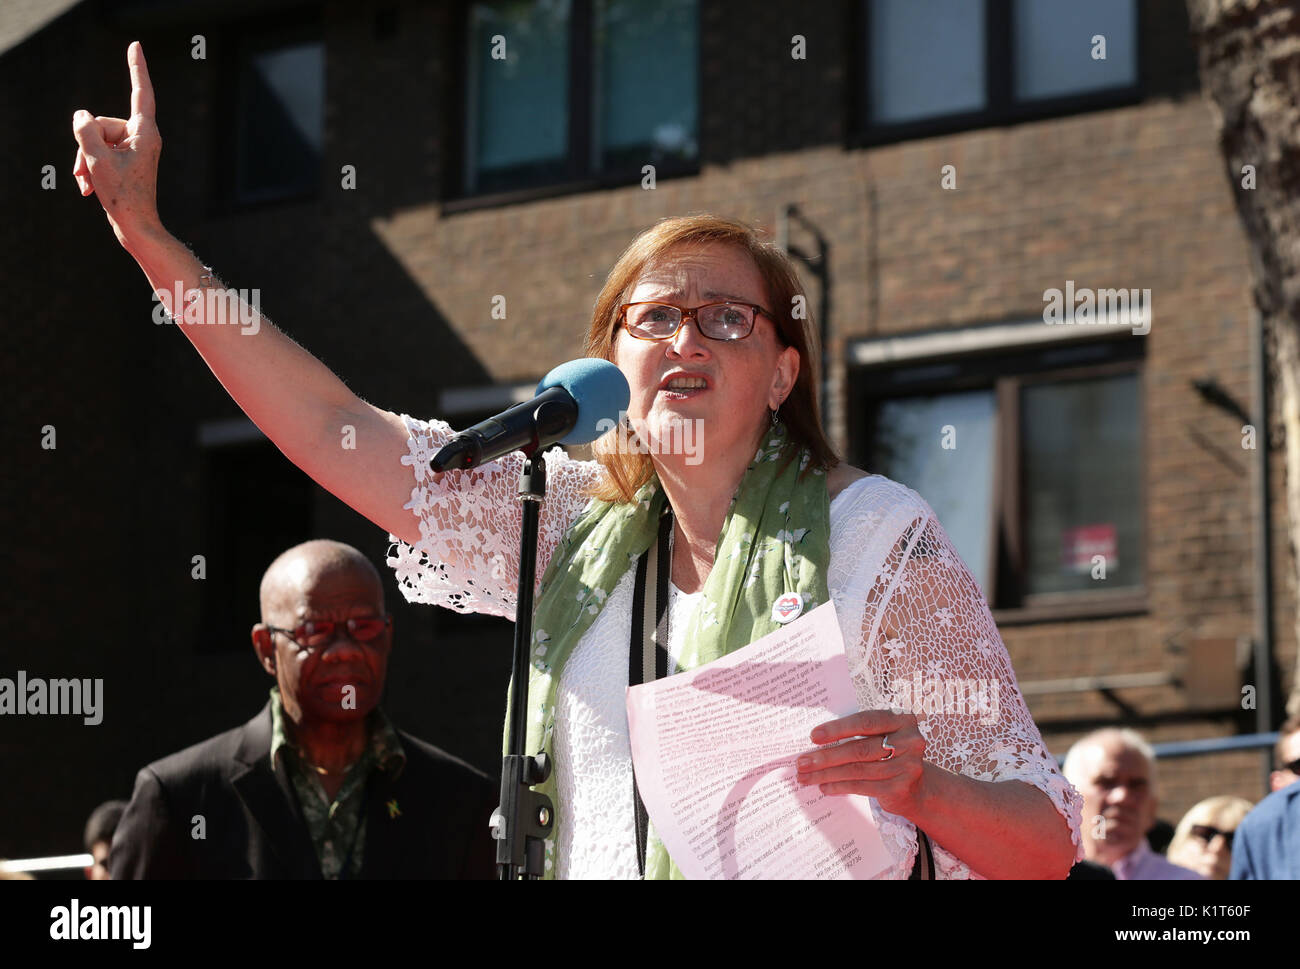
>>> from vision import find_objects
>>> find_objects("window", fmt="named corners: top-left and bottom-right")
top-left (1012, 0), bottom-right (1138, 102)
top-left (868, 0), bottom-right (987, 125)
top-left (235, 37), bottom-right (324, 202)
top-left (1020, 373), bottom-right (1142, 597)
top-left (198, 434), bottom-right (312, 653)
top-left (859, 0), bottom-right (1138, 141)
top-left (593, 0), bottom-right (698, 171)
top-left (850, 336), bottom-right (1144, 619)
top-left (873, 389), bottom-right (998, 594)
top-left (465, 0), bottom-right (570, 193)
top-left (464, 0), bottom-right (698, 196)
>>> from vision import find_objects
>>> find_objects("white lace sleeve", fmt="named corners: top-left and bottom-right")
top-left (385, 414), bottom-right (606, 619)
top-left (835, 479), bottom-right (1084, 879)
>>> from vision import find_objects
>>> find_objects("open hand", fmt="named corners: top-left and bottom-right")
top-left (72, 41), bottom-right (163, 247)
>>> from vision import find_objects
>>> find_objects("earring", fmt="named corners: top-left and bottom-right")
top-left (770, 405), bottom-right (781, 427)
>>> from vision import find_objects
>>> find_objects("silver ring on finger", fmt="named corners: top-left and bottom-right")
top-left (880, 734), bottom-right (896, 762)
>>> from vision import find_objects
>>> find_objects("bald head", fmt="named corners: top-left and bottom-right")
top-left (259, 539), bottom-right (384, 627)
top-left (253, 539), bottom-right (392, 726)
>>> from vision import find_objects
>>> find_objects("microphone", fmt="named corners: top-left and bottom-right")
top-left (430, 358), bottom-right (630, 472)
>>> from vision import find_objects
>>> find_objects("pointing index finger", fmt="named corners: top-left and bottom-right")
top-left (128, 41), bottom-right (155, 119)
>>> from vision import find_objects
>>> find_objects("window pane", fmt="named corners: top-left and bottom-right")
top-left (237, 42), bottom-right (323, 200)
top-left (868, 0), bottom-right (985, 125)
top-left (870, 390), bottom-right (997, 596)
top-left (468, 0), bottom-right (570, 192)
top-left (594, 0), bottom-right (698, 170)
top-left (1013, 0), bottom-right (1137, 101)
top-left (1021, 374), bottom-right (1142, 596)
top-left (199, 441), bottom-right (311, 654)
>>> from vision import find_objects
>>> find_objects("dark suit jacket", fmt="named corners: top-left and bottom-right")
top-left (1230, 779), bottom-right (1300, 880)
top-left (110, 702), bottom-right (497, 879)
top-left (1067, 860), bottom-right (1117, 880)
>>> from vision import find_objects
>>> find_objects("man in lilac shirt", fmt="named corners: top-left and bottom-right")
top-left (1064, 728), bottom-right (1202, 880)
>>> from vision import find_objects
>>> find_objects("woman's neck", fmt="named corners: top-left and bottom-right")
top-left (654, 424), bottom-right (764, 594)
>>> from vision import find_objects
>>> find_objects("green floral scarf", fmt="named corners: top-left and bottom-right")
top-left (510, 422), bottom-right (831, 879)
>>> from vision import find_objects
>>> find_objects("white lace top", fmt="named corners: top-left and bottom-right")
top-left (387, 415), bottom-right (1085, 879)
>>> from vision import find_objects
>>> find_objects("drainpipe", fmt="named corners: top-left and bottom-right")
top-left (1252, 307), bottom-right (1275, 786)
top-left (775, 205), bottom-right (830, 419)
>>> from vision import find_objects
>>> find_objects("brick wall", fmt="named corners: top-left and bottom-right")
top-left (365, 2), bottom-right (1292, 815)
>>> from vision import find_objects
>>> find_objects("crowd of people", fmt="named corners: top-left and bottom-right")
top-left (1060, 720), bottom-right (1300, 879)
top-left (13, 667), bottom-right (1297, 882)
top-left (8, 543), bottom-right (1295, 882)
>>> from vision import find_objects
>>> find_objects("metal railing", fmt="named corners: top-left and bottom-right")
top-left (1055, 731), bottom-right (1281, 793)
top-left (0, 852), bottom-right (92, 875)
top-left (1150, 732), bottom-right (1278, 760)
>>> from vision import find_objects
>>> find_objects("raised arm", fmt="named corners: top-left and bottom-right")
top-left (76, 43), bottom-right (609, 603)
top-left (71, 43), bottom-right (430, 547)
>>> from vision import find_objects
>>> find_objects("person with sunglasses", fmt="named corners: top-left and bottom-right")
top-left (1269, 713), bottom-right (1300, 793)
top-left (1167, 796), bottom-right (1253, 880)
top-left (76, 43), bottom-right (1082, 879)
top-left (1230, 714), bottom-right (1300, 879)
top-left (109, 540), bottom-right (496, 879)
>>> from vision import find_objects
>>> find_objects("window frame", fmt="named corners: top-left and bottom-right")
top-left (450, 0), bottom-right (702, 207)
top-left (848, 0), bottom-right (1143, 148)
top-left (847, 334), bottom-right (1148, 624)
top-left (214, 7), bottom-right (326, 212)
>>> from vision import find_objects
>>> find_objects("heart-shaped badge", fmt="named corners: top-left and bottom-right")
top-left (771, 592), bottom-right (804, 624)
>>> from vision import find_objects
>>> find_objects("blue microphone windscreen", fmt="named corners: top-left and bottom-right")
top-left (537, 358), bottom-right (630, 445)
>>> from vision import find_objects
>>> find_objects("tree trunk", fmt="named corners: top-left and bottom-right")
top-left (1186, 0), bottom-right (1300, 718)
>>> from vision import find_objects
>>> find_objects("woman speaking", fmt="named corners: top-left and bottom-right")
top-left (73, 43), bottom-right (1083, 879)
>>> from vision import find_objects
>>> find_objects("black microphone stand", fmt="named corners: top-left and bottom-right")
top-left (433, 397), bottom-right (577, 878)
top-left (483, 390), bottom-right (585, 874)
top-left (490, 447), bottom-right (555, 878)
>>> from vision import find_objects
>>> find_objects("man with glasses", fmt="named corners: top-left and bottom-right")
top-left (110, 540), bottom-right (495, 879)
top-left (1231, 715), bottom-right (1300, 879)
top-left (1062, 727), bottom-right (1202, 879)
